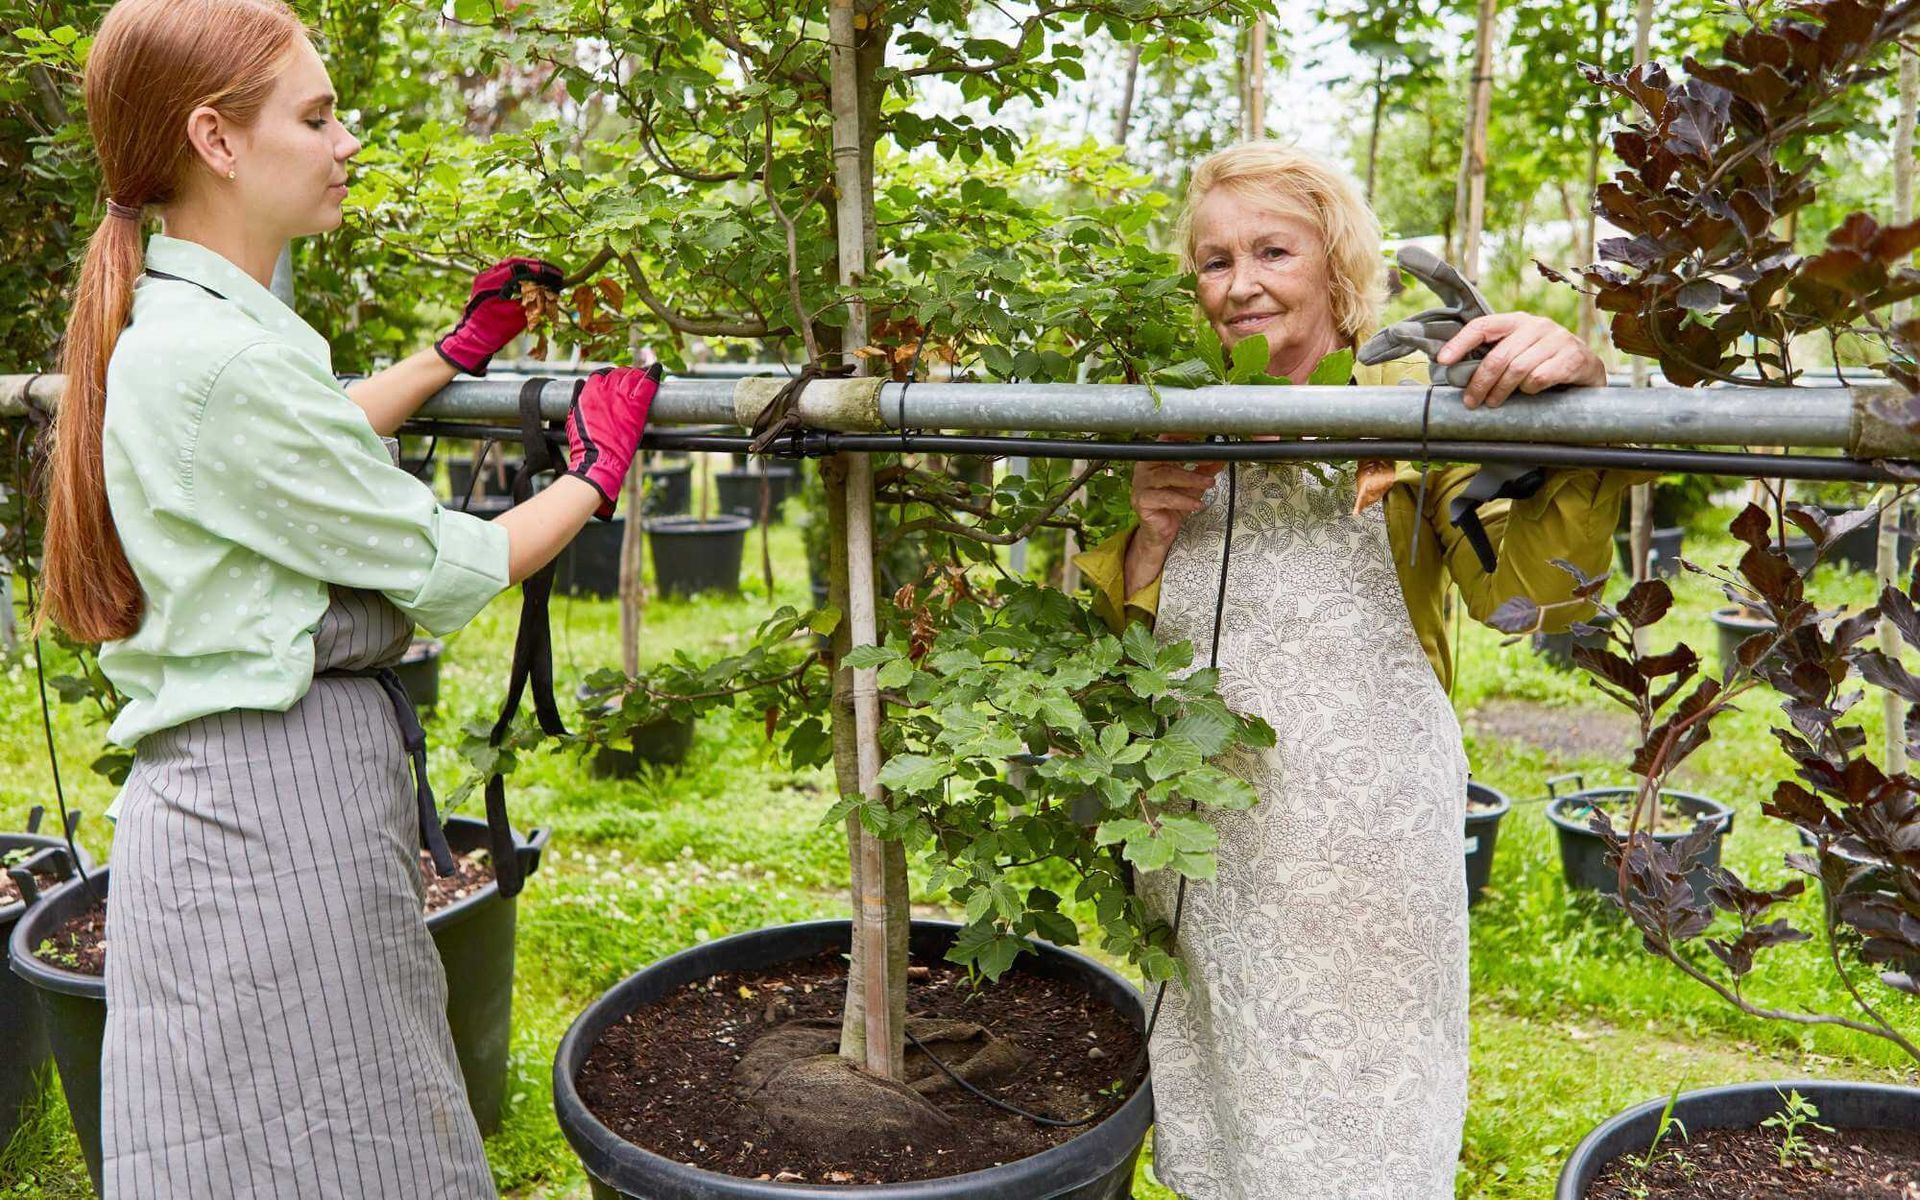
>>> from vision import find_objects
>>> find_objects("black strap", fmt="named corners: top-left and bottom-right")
top-left (748, 362), bottom-right (853, 455)
top-left (481, 378), bottom-right (570, 898)
top-left (319, 665), bottom-right (458, 877)
top-left (1448, 462), bottom-right (1548, 573)
top-left (143, 268), bottom-right (228, 302)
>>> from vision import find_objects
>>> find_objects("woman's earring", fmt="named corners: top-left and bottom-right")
top-left (226, 169), bottom-right (237, 180)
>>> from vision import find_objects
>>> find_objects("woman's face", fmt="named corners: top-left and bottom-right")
top-left (229, 38), bottom-right (361, 239)
top-left (1190, 187), bottom-right (1339, 374)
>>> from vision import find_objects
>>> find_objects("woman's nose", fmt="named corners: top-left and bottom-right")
top-left (1226, 258), bottom-right (1263, 301)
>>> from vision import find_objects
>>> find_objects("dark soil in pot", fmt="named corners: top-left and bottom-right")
top-left (1, 832), bottom-right (83, 1152)
top-left (716, 467), bottom-right (798, 524)
top-left (392, 637), bottom-right (443, 710)
top-left (1561, 1080), bottom-right (1920, 1200)
top-left (647, 515), bottom-right (751, 599)
top-left (1464, 781), bottom-right (1510, 906)
top-left (554, 919), bottom-right (1151, 1200)
top-left (1611, 527), bottom-right (1684, 579)
top-left (1545, 782), bottom-right (1733, 906)
top-left (9, 818), bottom-right (547, 1185)
top-left (556, 516), bottom-right (626, 599)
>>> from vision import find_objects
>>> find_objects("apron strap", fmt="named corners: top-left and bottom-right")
top-left (481, 377), bottom-right (571, 899)
top-left (318, 665), bottom-right (459, 877)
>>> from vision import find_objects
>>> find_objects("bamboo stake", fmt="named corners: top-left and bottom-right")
top-left (1244, 18), bottom-right (1267, 140)
top-left (1880, 50), bottom-right (1917, 773)
top-left (1458, 0), bottom-right (1496, 283)
top-left (828, 0), bottom-right (901, 1083)
top-left (1628, 0), bottom-right (1657, 827)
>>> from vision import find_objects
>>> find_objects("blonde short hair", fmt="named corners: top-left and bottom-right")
top-left (1176, 142), bottom-right (1386, 345)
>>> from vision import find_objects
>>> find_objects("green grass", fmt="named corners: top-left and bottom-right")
top-left (2, 502), bottom-right (1918, 1198)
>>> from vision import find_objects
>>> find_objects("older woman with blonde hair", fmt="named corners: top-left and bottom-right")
top-left (1076, 142), bottom-right (1642, 1198)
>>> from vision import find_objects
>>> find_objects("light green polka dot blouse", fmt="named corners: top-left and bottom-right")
top-left (97, 234), bottom-right (510, 750)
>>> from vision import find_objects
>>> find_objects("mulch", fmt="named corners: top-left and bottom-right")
top-left (574, 948), bottom-right (1143, 1186)
top-left (29, 849), bottom-right (500, 978)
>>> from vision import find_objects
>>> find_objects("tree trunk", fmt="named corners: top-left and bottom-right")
top-left (1456, 0), bottom-right (1496, 283)
top-left (1244, 18), bottom-right (1267, 139)
top-left (828, 0), bottom-right (907, 1083)
top-left (1365, 58), bottom-right (1386, 202)
top-left (1115, 44), bottom-right (1141, 147)
top-left (1881, 51), bottom-right (1917, 773)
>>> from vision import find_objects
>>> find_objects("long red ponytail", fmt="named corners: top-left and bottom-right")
top-left (36, 0), bottom-right (305, 643)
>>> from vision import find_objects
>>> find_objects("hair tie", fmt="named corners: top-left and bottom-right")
top-left (104, 199), bottom-right (142, 222)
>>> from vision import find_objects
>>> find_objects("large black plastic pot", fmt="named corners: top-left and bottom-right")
top-left (1543, 775), bottom-right (1733, 906)
top-left (1464, 781), bottom-right (1510, 907)
top-left (716, 468), bottom-right (798, 523)
top-left (1823, 504), bottom-right (1916, 575)
top-left (8, 818), bottom-right (548, 1190)
top-left (556, 516), bottom-right (626, 599)
top-left (647, 515), bottom-right (751, 598)
top-left (1711, 605), bottom-right (1776, 676)
top-left (578, 688), bottom-right (697, 776)
top-left (1556, 1080), bottom-right (1920, 1199)
top-left (392, 637), bottom-right (443, 710)
top-left (0, 826), bottom-right (85, 1152)
top-left (643, 461), bottom-right (694, 517)
top-left (1533, 612), bottom-right (1615, 671)
top-left (552, 919), bottom-right (1153, 1200)
top-left (447, 452), bottom-right (524, 504)
top-left (1611, 527), bottom-right (1684, 579)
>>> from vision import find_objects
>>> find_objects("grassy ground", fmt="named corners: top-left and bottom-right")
top-left (2, 495), bottom-right (1917, 1199)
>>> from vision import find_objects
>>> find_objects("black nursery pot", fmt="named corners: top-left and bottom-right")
top-left (647, 515), bottom-right (752, 599)
top-left (392, 637), bottom-right (444, 711)
top-left (1533, 612), bottom-right (1615, 672)
top-left (1543, 778), bottom-right (1733, 907)
top-left (7, 819), bottom-right (548, 1190)
top-left (643, 461), bottom-right (694, 517)
top-left (1556, 1080), bottom-right (1920, 1199)
top-left (447, 453), bottom-right (524, 504)
top-left (716, 467), bottom-right (799, 524)
top-left (552, 919), bottom-right (1154, 1200)
top-left (1611, 527), bottom-right (1684, 579)
top-left (1464, 781), bottom-right (1511, 907)
top-left (580, 688), bottom-right (697, 775)
top-left (556, 516), bottom-right (627, 599)
top-left (1822, 504), bottom-right (1917, 575)
top-left (0, 832), bottom-right (85, 1153)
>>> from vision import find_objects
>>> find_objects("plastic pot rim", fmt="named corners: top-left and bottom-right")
top-left (1544, 788), bottom-right (1731, 841)
top-left (1555, 1079), bottom-right (1920, 1200)
top-left (0, 832), bottom-right (90, 923)
top-left (643, 514), bottom-right (755, 536)
top-left (551, 917), bottom-right (1154, 1198)
top-left (1465, 781), bottom-right (1511, 823)
top-left (428, 816), bottom-right (549, 932)
top-left (9, 868), bottom-right (108, 999)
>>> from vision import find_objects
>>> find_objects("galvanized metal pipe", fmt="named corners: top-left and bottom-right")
top-left (2, 372), bottom-right (1910, 457)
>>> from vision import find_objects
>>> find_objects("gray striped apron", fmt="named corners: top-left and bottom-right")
top-left (101, 586), bottom-right (495, 1198)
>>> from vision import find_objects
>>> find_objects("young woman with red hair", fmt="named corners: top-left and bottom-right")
top-left (38, 1), bottom-right (653, 1193)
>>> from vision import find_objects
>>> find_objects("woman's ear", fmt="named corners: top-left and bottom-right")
top-left (184, 105), bottom-right (239, 180)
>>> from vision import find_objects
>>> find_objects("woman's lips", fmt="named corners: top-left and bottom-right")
top-left (1227, 312), bottom-right (1279, 333)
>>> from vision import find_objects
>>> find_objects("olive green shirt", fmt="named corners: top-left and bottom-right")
top-left (98, 235), bottom-right (510, 749)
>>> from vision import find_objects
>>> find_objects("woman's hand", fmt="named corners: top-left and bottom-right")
top-left (435, 257), bottom-right (566, 377)
top-left (564, 364), bottom-right (661, 519)
top-left (1435, 312), bottom-right (1607, 410)
top-left (1125, 440), bottom-right (1225, 595)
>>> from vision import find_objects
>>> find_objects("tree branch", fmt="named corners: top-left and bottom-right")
top-left (615, 250), bottom-right (786, 337)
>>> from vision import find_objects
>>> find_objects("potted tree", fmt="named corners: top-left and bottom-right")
top-left (1538, 3), bottom-right (1920, 1171)
top-left (7, 818), bottom-right (548, 1192)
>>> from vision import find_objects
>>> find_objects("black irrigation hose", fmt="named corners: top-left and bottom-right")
top-left (402, 421), bottom-right (1918, 483)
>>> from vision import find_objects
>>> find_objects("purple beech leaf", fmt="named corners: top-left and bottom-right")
top-left (1618, 579), bottom-right (1675, 629)
top-left (1880, 585), bottom-right (1920, 647)
top-left (1574, 645), bottom-right (1648, 699)
top-left (1487, 596), bottom-right (1541, 635)
top-left (1731, 503), bottom-right (1774, 550)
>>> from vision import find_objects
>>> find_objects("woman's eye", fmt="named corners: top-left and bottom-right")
top-left (1262, 246), bottom-right (1289, 260)
top-left (1202, 259), bottom-right (1228, 272)
top-left (307, 118), bottom-right (329, 130)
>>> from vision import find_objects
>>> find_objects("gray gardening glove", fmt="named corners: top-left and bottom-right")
top-left (1357, 246), bottom-right (1494, 388)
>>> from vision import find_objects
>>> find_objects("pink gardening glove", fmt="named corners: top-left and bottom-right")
top-left (565, 364), bottom-right (661, 520)
top-left (435, 257), bottom-right (565, 376)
